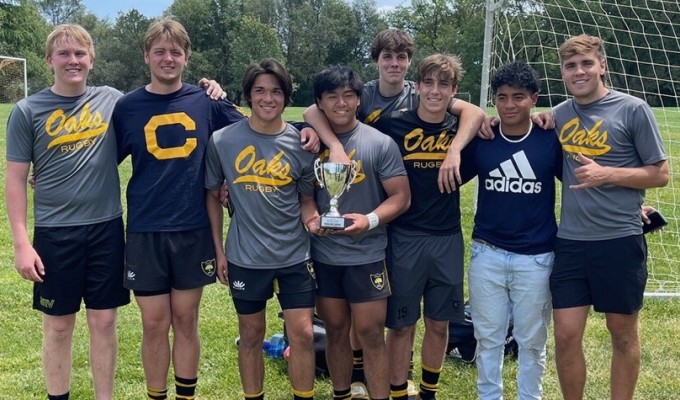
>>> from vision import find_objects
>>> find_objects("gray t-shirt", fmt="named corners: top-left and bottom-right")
top-left (6, 86), bottom-right (123, 227)
top-left (554, 90), bottom-right (667, 240)
top-left (205, 119), bottom-right (316, 269)
top-left (311, 123), bottom-right (407, 266)
top-left (358, 79), bottom-right (418, 125)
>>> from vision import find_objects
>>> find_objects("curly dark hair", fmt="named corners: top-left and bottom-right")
top-left (490, 61), bottom-right (541, 95)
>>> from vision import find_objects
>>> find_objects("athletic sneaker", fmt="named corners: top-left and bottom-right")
top-left (351, 381), bottom-right (369, 399)
top-left (407, 379), bottom-right (418, 399)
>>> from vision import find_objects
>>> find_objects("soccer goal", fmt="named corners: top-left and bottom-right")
top-left (482, 0), bottom-right (680, 298)
top-left (0, 56), bottom-right (28, 103)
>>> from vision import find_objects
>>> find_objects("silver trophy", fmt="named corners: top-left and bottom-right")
top-left (314, 159), bottom-right (358, 229)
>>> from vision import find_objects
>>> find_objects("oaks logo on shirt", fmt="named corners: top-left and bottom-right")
top-left (46, 103), bottom-right (107, 152)
top-left (318, 148), bottom-right (365, 184)
top-left (484, 151), bottom-right (542, 194)
top-left (233, 145), bottom-right (292, 191)
top-left (403, 128), bottom-right (453, 169)
top-left (559, 117), bottom-right (611, 157)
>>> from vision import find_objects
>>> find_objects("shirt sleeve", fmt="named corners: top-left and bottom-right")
top-left (204, 135), bottom-right (226, 190)
top-left (6, 104), bottom-right (34, 163)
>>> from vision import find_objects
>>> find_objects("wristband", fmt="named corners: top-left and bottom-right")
top-left (366, 212), bottom-right (379, 230)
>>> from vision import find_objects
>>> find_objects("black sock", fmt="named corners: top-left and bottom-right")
top-left (390, 382), bottom-right (408, 400)
top-left (333, 387), bottom-right (351, 400)
top-left (175, 375), bottom-right (198, 399)
top-left (47, 393), bottom-right (69, 400)
top-left (419, 364), bottom-right (442, 400)
top-left (351, 348), bottom-right (366, 383)
top-left (147, 386), bottom-right (167, 400)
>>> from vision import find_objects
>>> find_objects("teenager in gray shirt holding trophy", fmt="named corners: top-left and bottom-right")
top-left (308, 65), bottom-right (411, 400)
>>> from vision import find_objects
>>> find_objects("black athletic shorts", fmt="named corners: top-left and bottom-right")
top-left (33, 217), bottom-right (130, 315)
top-left (314, 259), bottom-right (390, 303)
top-left (125, 227), bottom-right (217, 294)
top-left (550, 235), bottom-right (648, 314)
top-left (228, 260), bottom-right (316, 315)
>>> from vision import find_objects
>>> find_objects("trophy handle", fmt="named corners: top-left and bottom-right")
top-left (313, 158), bottom-right (325, 188)
top-left (345, 160), bottom-right (359, 191)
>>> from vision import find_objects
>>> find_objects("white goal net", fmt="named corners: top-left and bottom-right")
top-left (0, 56), bottom-right (28, 103)
top-left (484, 0), bottom-right (680, 297)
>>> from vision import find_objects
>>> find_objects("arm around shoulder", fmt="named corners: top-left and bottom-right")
top-left (302, 104), bottom-right (349, 164)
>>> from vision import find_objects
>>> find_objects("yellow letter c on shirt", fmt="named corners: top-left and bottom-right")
top-left (144, 112), bottom-right (197, 159)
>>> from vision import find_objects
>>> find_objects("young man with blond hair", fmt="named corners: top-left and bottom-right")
top-left (113, 18), bottom-right (247, 399)
top-left (549, 34), bottom-right (669, 400)
top-left (5, 24), bottom-right (129, 400)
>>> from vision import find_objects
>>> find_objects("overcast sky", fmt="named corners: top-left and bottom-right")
top-left (81, 0), bottom-right (411, 20)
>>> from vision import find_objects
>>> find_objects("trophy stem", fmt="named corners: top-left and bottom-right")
top-left (327, 197), bottom-right (341, 217)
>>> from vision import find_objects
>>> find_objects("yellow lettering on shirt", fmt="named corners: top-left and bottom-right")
top-left (144, 112), bottom-right (197, 159)
top-left (403, 128), bottom-right (452, 161)
top-left (46, 103), bottom-right (108, 149)
top-left (234, 145), bottom-right (292, 186)
top-left (559, 117), bottom-right (611, 156)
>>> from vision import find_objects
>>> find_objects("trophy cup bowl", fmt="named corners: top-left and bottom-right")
top-left (314, 159), bottom-right (358, 229)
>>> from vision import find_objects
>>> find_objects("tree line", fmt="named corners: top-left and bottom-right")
top-left (2, 0), bottom-right (678, 106)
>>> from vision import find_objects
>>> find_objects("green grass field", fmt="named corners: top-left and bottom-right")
top-left (1, 104), bottom-right (680, 399)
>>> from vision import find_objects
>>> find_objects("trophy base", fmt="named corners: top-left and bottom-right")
top-left (320, 215), bottom-right (351, 230)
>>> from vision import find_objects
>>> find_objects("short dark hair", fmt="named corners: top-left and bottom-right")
top-left (313, 65), bottom-right (364, 105)
top-left (242, 58), bottom-right (293, 108)
top-left (491, 61), bottom-right (541, 95)
top-left (371, 29), bottom-right (415, 62)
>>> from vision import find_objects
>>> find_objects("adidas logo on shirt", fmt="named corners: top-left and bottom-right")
top-left (484, 151), bottom-right (542, 194)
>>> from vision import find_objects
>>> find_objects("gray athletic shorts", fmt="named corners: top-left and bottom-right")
top-left (386, 227), bottom-right (465, 329)
top-left (124, 227), bottom-right (217, 294)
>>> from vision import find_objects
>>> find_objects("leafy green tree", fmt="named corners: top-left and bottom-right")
top-left (90, 9), bottom-right (150, 92)
top-left (387, 0), bottom-right (486, 103)
top-left (0, 0), bottom-right (51, 93)
top-left (38, 0), bottom-right (84, 25)
top-left (223, 15), bottom-right (284, 105)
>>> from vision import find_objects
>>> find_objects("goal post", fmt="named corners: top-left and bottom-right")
top-left (0, 56), bottom-right (28, 103)
top-left (482, 0), bottom-right (680, 297)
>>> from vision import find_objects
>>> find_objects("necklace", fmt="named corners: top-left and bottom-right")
top-left (499, 121), bottom-right (533, 143)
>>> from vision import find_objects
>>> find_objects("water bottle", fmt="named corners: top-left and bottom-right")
top-left (262, 333), bottom-right (286, 358)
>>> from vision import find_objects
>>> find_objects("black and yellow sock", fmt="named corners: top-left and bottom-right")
top-left (147, 386), bottom-right (168, 400)
top-left (47, 393), bottom-right (69, 400)
top-left (292, 387), bottom-right (314, 399)
top-left (407, 350), bottom-right (415, 380)
top-left (244, 390), bottom-right (264, 400)
top-left (390, 382), bottom-right (408, 400)
top-left (418, 363), bottom-right (442, 400)
top-left (351, 348), bottom-right (366, 384)
top-left (175, 375), bottom-right (198, 399)
top-left (332, 387), bottom-right (351, 400)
